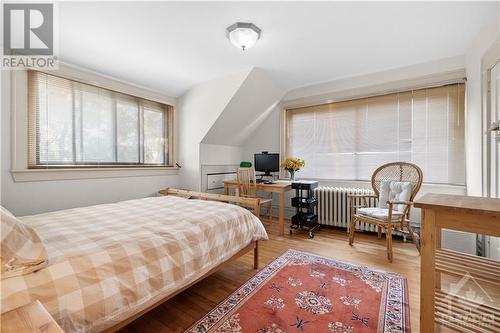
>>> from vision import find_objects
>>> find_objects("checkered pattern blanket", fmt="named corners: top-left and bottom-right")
top-left (1, 196), bottom-right (268, 332)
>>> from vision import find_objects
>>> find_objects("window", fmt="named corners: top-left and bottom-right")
top-left (285, 84), bottom-right (465, 185)
top-left (28, 71), bottom-right (173, 168)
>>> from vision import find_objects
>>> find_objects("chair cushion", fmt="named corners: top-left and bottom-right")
top-left (357, 207), bottom-right (404, 221)
top-left (378, 181), bottom-right (412, 212)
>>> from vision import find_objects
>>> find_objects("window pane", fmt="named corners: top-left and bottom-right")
top-left (39, 81), bottom-right (73, 163)
top-left (286, 84), bottom-right (465, 184)
top-left (316, 105), bottom-right (357, 154)
top-left (117, 100), bottom-right (139, 163)
top-left (315, 153), bottom-right (356, 180)
top-left (81, 89), bottom-right (114, 163)
top-left (143, 108), bottom-right (165, 164)
top-left (29, 71), bottom-right (171, 168)
top-left (356, 152), bottom-right (399, 180)
top-left (358, 95), bottom-right (398, 152)
top-left (398, 92), bottom-right (412, 153)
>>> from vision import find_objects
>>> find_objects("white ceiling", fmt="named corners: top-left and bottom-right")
top-left (59, 1), bottom-right (497, 97)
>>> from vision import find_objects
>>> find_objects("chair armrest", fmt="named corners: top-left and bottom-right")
top-left (386, 201), bottom-right (413, 220)
top-left (348, 194), bottom-right (377, 211)
top-left (387, 200), bottom-right (413, 206)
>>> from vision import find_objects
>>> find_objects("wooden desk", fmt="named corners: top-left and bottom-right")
top-left (415, 194), bottom-right (500, 333)
top-left (1, 300), bottom-right (64, 333)
top-left (224, 180), bottom-right (292, 236)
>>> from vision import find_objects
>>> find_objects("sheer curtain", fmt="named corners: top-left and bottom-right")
top-left (286, 84), bottom-right (465, 185)
top-left (28, 71), bottom-right (172, 167)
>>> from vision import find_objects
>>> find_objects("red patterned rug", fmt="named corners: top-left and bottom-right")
top-left (185, 249), bottom-right (410, 333)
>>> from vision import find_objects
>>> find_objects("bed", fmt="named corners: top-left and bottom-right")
top-left (1, 190), bottom-right (268, 333)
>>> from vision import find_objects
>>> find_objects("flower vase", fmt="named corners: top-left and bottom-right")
top-left (289, 170), bottom-right (295, 181)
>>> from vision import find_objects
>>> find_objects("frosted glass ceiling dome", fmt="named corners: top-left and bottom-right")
top-left (226, 22), bottom-right (261, 51)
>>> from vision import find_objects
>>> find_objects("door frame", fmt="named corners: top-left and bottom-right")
top-left (481, 40), bottom-right (500, 259)
top-left (482, 40), bottom-right (500, 198)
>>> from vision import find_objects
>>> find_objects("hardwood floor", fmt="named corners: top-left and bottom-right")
top-left (120, 223), bottom-right (421, 332)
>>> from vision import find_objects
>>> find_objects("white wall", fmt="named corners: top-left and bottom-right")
top-left (177, 70), bottom-right (250, 191)
top-left (200, 144), bottom-right (243, 166)
top-left (464, 4), bottom-right (499, 257)
top-left (243, 106), bottom-right (281, 161)
top-left (285, 56), bottom-right (465, 101)
top-left (202, 68), bottom-right (286, 147)
top-left (0, 71), bottom-right (180, 216)
top-left (179, 68), bottom-right (285, 191)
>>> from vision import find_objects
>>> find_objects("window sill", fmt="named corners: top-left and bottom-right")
top-left (11, 167), bottom-right (179, 182)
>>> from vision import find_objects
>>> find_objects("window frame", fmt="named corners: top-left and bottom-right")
top-left (28, 70), bottom-right (173, 168)
top-left (280, 72), bottom-right (467, 186)
top-left (10, 64), bottom-right (178, 182)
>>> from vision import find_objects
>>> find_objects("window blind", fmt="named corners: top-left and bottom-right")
top-left (285, 84), bottom-right (465, 185)
top-left (28, 71), bottom-right (173, 168)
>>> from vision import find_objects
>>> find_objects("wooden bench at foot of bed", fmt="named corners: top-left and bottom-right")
top-left (158, 188), bottom-right (263, 218)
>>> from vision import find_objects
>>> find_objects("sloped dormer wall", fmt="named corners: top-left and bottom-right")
top-left (178, 68), bottom-right (285, 190)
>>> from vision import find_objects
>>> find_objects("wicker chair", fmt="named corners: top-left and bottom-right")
top-left (348, 162), bottom-right (423, 262)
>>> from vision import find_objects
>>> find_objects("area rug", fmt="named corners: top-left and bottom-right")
top-left (185, 249), bottom-right (410, 333)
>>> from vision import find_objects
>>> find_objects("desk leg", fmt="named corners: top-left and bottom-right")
top-left (420, 208), bottom-right (436, 333)
top-left (435, 227), bottom-right (442, 290)
top-left (278, 191), bottom-right (285, 236)
top-left (224, 184), bottom-right (229, 195)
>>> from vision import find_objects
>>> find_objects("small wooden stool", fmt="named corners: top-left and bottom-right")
top-left (1, 300), bottom-right (64, 333)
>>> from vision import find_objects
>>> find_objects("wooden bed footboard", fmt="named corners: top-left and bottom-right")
top-left (158, 187), bottom-right (262, 218)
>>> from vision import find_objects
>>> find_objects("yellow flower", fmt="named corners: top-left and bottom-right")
top-left (280, 157), bottom-right (305, 171)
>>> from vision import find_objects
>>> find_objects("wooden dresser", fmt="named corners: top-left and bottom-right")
top-left (415, 194), bottom-right (500, 333)
top-left (1, 300), bottom-right (64, 333)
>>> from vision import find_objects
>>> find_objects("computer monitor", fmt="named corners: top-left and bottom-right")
top-left (254, 153), bottom-right (280, 177)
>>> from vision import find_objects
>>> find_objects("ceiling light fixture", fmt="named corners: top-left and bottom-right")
top-left (226, 22), bottom-right (261, 51)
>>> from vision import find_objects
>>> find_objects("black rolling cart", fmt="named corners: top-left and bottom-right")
top-left (290, 180), bottom-right (320, 238)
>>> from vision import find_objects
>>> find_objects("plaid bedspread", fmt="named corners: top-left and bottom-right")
top-left (1, 196), bottom-right (268, 332)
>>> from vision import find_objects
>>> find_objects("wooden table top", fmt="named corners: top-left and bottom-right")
top-left (223, 179), bottom-right (292, 189)
top-left (415, 193), bottom-right (500, 216)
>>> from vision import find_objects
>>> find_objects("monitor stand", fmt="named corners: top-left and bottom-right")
top-left (256, 172), bottom-right (273, 183)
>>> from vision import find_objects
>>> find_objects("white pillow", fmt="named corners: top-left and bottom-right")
top-left (378, 181), bottom-right (412, 212)
top-left (1, 207), bottom-right (48, 279)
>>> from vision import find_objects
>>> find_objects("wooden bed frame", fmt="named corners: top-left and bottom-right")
top-left (103, 188), bottom-right (262, 333)
top-left (158, 187), bottom-right (263, 217)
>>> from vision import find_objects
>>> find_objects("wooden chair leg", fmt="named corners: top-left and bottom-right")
top-left (268, 202), bottom-right (272, 220)
top-left (348, 218), bottom-right (356, 245)
top-left (254, 204), bottom-right (261, 219)
top-left (377, 226), bottom-right (382, 239)
top-left (386, 227), bottom-right (393, 262)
